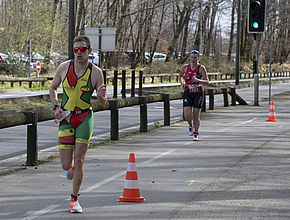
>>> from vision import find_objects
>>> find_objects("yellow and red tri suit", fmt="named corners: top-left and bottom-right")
top-left (58, 60), bottom-right (94, 149)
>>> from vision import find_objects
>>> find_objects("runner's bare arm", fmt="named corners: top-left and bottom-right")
top-left (49, 61), bottom-right (69, 118)
top-left (49, 61), bottom-right (69, 106)
top-left (200, 65), bottom-right (209, 85)
top-left (192, 65), bottom-right (209, 85)
top-left (179, 64), bottom-right (187, 89)
top-left (92, 65), bottom-right (107, 106)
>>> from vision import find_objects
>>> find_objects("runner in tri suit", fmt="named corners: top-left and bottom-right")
top-left (178, 50), bottom-right (209, 141)
top-left (49, 35), bottom-right (107, 213)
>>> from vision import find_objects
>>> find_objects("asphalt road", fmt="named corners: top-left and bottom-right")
top-left (0, 88), bottom-right (290, 219)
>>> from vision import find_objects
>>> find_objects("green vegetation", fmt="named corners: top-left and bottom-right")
top-left (152, 87), bottom-right (183, 93)
top-left (0, 82), bottom-right (50, 91)
top-left (0, 100), bottom-right (51, 110)
top-left (154, 121), bottom-right (161, 128)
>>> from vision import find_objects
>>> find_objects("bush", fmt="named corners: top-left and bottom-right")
top-left (143, 60), bottom-right (181, 75)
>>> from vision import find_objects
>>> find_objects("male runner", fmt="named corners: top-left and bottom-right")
top-left (178, 50), bottom-right (209, 141)
top-left (49, 35), bottom-right (107, 213)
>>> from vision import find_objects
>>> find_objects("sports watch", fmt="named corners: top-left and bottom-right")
top-left (52, 104), bottom-right (59, 110)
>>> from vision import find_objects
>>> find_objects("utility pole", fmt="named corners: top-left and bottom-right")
top-left (268, 25), bottom-right (273, 105)
top-left (28, 40), bottom-right (31, 78)
top-left (68, 0), bottom-right (75, 60)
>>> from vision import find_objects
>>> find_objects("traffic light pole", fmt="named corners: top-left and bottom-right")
top-left (254, 34), bottom-right (259, 106)
top-left (247, 0), bottom-right (266, 106)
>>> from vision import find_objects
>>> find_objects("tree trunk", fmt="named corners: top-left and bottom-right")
top-left (167, 1), bottom-right (192, 61)
top-left (205, 1), bottom-right (217, 56)
top-left (42, 0), bottom-right (59, 74)
top-left (75, 0), bottom-right (84, 37)
top-left (227, 0), bottom-right (236, 61)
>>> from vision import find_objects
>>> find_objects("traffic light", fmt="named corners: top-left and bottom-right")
top-left (248, 0), bottom-right (266, 33)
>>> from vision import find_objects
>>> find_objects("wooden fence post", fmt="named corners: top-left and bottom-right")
top-left (24, 112), bottom-right (38, 166)
top-left (139, 96), bottom-right (147, 132)
top-left (138, 70), bottom-right (143, 97)
top-left (121, 70), bottom-right (126, 98)
top-left (208, 89), bottom-right (214, 110)
top-left (113, 70), bottom-right (118, 99)
top-left (103, 70), bottom-right (107, 85)
top-left (109, 99), bottom-right (119, 140)
top-left (162, 93), bottom-right (170, 126)
top-left (222, 88), bottom-right (229, 107)
top-left (131, 70), bottom-right (135, 97)
top-left (231, 87), bottom-right (236, 106)
top-left (201, 92), bottom-right (206, 112)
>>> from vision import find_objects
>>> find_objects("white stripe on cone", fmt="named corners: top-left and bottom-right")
top-left (124, 180), bottom-right (139, 189)
top-left (127, 162), bottom-right (137, 171)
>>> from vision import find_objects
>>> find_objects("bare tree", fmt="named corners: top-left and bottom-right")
top-left (227, 0), bottom-right (236, 61)
top-left (166, 0), bottom-right (193, 60)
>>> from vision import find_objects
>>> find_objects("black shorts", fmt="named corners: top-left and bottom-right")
top-left (183, 88), bottom-right (204, 108)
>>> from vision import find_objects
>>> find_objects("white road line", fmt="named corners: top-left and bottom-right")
top-left (21, 205), bottom-right (60, 220)
top-left (218, 118), bottom-right (257, 132)
top-left (142, 149), bottom-right (176, 164)
top-left (21, 149), bottom-right (176, 218)
top-left (82, 149), bottom-right (176, 192)
top-left (240, 117), bottom-right (257, 125)
top-left (81, 171), bottom-right (126, 193)
top-left (0, 212), bottom-right (14, 216)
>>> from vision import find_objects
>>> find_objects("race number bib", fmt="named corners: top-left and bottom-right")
top-left (189, 84), bottom-right (200, 93)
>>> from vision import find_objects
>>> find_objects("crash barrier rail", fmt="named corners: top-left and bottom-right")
top-left (0, 86), bottom-right (241, 166)
top-left (1, 71), bottom-right (289, 88)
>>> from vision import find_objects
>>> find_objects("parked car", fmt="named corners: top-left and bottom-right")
top-left (0, 52), bottom-right (8, 71)
top-left (145, 52), bottom-right (167, 63)
top-left (152, 53), bottom-right (167, 62)
top-left (89, 52), bottom-right (99, 65)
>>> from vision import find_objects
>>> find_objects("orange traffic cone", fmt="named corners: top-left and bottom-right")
top-left (118, 153), bottom-right (145, 202)
top-left (266, 101), bottom-right (278, 122)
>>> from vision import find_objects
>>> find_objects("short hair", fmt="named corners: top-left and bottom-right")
top-left (73, 35), bottom-right (91, 48)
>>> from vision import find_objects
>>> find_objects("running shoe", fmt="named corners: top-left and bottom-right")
top-left (66, 168), bottom-right (73, 180)
top-left (70, 194), bottom-right (83, 213)
top-left (193, 133), bottom-right (199, 141)
top-left (187, 127), bottom-right (193, 136)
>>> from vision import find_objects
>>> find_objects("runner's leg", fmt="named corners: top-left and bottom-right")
top-left (59, 149), bottom-right (74, 170)
top-left (72, 143), bottom-right (88, 196)
top-left (184, 106), bottom-right (193, 128)
top-left (193, 108), bottom-right (201, 134)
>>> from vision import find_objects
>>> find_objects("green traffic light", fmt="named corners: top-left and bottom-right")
top-left (253, 22), bottom-right (259, 29)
